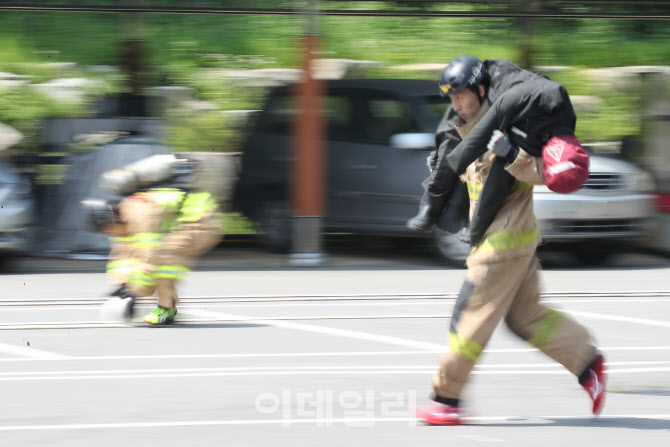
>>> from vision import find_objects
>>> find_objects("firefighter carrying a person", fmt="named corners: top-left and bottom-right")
top-left (408, 56), bottom-right (589, 245)
top-left (409, 56), bottom-right (605, 425)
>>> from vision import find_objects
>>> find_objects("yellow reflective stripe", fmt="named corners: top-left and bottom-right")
top-left (468, 180), bottom-right (529, 201)
top-left (110, 236), bottom-right (132, 243)
top-left (178, 192), bottom-right (216, 223)
top-left (147, 188), bottom-right (186, 213)
top-left (513, 180), bottom-right (532, 191)
top-left (529, 310), bottom-right (565, 350)
top-left (107, 260), bottom-right (155, 285)
top-left (478, 225), bottom-right (539, 252)
top-left (155, 265), bottom-right (190, 279)
top-left (143, 188), bottom-right (187, 231)
top-left (128, 271), bottom-right (157, 286)
top-left (106, 259), bottom-right (141, 274)
top-left (107, 260), bottom-right (136, 268)
top-left (467, 182), bottom-right (481, 200)
top-left (448, 332), bottom-right (483, 362)
top-left (130, 232), bottom-right (164, 248)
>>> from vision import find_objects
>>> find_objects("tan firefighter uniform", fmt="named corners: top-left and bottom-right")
top-left (106, 187), bottom-right (222, 310)
top-left (431, 102), bottom-right (597, 402)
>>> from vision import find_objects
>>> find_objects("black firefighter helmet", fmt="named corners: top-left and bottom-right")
top-left (438, 55), bottom-right (487, 97)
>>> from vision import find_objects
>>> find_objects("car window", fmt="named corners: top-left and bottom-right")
top-left (256, 91), bottom-right (424, 148)
top-left (324, 95), bottom-right (356, 142)
top-left (257, 94), bottom-right (356, 140)
top-left (416, 95), bottom-right (450, 131)
top-left (257, 95), bottom-right (295, 134)
top-left (362, 98), bottom-right (421, 145)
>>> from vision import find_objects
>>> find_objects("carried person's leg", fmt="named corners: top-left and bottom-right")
top-left (407, 160), bottom-right (461, 232)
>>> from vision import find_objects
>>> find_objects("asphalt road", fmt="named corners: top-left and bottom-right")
top-left (1, 249), bottom-right (670, 446)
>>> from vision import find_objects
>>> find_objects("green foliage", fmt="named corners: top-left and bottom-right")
top-left (0, 12), bottom-right (122, 65)
top-left (320, 15), bottom-right (515, 65)
top-left (159, 67), bottom-right (268, 153)
top-left (222, 212), bottom-right (257, 235)
top-left (574, 95), bottom-right (641, 144)
top-left (0, 9), bottom-right (669, 148)
top-left (535, 19), bottom-right (670, 67)
top-left (145, 14), bottom-right (298, 69)
top-left (547, 69), bottom-right (643, 142)
top-left (164, 108), bottom-right (239, 153)
top-left (0, 86), bottom-right (81, 150)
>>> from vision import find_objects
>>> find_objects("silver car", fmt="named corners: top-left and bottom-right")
top-left (0, 158), bottom-right (35, 258)
top-left (533, 152), bottom-right (656, 264)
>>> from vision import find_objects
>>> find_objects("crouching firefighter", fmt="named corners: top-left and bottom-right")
top-left (84, 154), bottom-right (223, 325)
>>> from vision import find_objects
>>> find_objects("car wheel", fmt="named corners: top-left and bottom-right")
top-left (0, 254), bottom-right (16, 273)
top-left (433, 229), bottom-right (470, 267)
top-left (257, 200), bottom-right (292, 253)
top-left (571, 243), bottom-right (614, 266)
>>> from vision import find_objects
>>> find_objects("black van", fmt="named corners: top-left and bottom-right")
top-left (233, 79), bottom-right (471, 264)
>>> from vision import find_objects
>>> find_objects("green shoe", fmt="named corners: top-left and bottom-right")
top-left (143, 306), bottom-right (177, 325)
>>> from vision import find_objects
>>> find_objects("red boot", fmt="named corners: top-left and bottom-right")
top-left (581, 354), bottom-right (607, 415)
top-left (416, 402), bottom-right (463, 425)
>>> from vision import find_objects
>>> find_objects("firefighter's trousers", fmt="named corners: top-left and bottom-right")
top-left (109, 224), bottom-right (221, 310)
top-left (432, 255), bottom-right (596, 400)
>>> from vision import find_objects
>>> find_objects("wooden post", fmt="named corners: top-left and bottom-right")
top-left (290, 0), bottom-right (325, 266)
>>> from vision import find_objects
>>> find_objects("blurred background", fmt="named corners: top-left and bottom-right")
top-left (1, 0), bottom-right (669, 267)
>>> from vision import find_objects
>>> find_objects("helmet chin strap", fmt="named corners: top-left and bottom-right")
top-left (472, 86), bottom-right (485, 105)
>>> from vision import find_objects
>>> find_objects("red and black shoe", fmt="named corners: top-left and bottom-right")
top-left (580, 353), bottom-right (607, 415)
top-left (416, 402), bottom-right (463, 426)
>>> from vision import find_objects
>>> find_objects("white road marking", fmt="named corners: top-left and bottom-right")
top-left (183, 309), bottom-right (445, 351)
top-left (6, 345), bottom-right (670, 366)
top-left (0, 314), bottom-right (455, 330)
top-left (1, 414), bottom-right (670, 431)
top-left (566, 310), bottom-right (670, 328)
top-left (2, 297), bottom-right (670, 312)
top-left (2, 363), bottom-right (669, 381)
top-left (0, 322), bottom-right (132, 330)
top-left (7, 305), bottom-right (670, 330)
top-left (0, 342), bottom-right (69, 359)
top-left (3, 360), bottom-right (669, 375)
top-left (0, 371), bottom-right (438, 381)
top-left (485, 346), bottom-right (670, 353)
top-left (0, 365), bottom-right (433, 376)
top-left (3, 346), bottom-right (670, 362)
top-left (0, 350), bottom-right (430, 362)
top-left (1, 290), bottom-right (669, 306)
top-left (206, 297), bottom-right (670, 307)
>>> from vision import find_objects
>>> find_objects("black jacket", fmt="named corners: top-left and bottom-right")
top-left (429, 59), bottom-right (577, 244)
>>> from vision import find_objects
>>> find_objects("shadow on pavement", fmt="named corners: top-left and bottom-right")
top-left (473, 416), bottom-right (670, 431)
